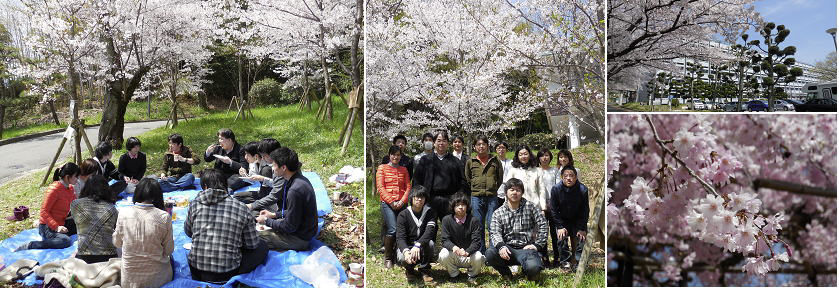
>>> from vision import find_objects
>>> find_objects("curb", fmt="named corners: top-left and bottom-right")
top-left (0, 118), bottom-right (177, 147)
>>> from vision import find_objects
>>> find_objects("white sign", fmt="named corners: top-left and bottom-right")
top-left (62, 125), bottom-right (75, 140)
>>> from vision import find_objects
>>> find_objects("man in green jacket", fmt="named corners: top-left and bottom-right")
top-left (464, 135), bottom-right (503, 251)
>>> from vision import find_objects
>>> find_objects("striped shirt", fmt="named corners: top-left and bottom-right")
top-left (377, 164), bottom-right (411, 204)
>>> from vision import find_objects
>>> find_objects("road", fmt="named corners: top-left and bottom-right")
top-left (0, 120), bottom-right (169, 186)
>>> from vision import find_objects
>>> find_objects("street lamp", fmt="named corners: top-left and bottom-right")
top-left (827, 28), bottom-right (837, 51)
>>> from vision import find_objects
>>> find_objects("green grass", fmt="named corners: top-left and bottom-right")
top-left (0, 98), bottom-right (211, 141)
top-left (0, 122), bottom-right (67, 140)
top-left (365, 143), bottom-right (605, 288)
top-left (0, 97), bottom-right (363, 263)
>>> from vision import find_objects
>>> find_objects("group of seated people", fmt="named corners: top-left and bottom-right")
top-left (377, 131), bottom-right (590, 284)
top-left (14, 128), bottom-right (320, 287)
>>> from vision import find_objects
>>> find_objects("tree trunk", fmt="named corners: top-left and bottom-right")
top-left (0, 105), bottom-right (5, 139)
top-left (100, 34), bottom-right (150, 149)
top-left (169, 65), bottom-right (179, 128)
top-left (68, 63), bottom-right (82, 163)
top-left (48, 100), bottom-right (60, 125)
top-left (350, 0), bottom-right (363, 88)
top-left (319, 53), bottom-right (333, 120)
top-left (300, 57), bottom-right (314, 111)
top-left (236, 53), bottom-right (247, 120)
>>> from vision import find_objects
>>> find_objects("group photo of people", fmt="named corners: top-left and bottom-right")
top-left (367, 129), bottom-right (605, 287)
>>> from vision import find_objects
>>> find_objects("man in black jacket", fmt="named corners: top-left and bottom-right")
top-left (549, 166), bottom-right (589, 271)
top-left (256, 147), bottom-right (317, 251)
top-left (204, 128), bottom-right (246, 191)
top-left (438, 193), bottom-right (484, 285)
top-left (395, 185), bottom-right (437, 284)
top-left (412, 131), bottom-right (467, 221)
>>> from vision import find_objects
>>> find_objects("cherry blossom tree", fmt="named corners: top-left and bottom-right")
top-left (233, 0), bottom-right (362, 120)
top-left (96, 0), bottom-right (212, 147)
top-left (607, 0), bottom-right (761, 86)
top-left (607, 114), bottom-right (836, 286)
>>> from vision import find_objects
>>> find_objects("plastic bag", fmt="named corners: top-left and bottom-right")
top-left (289, 246), bottom-right (341, 288)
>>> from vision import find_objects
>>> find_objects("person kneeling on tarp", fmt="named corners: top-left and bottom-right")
top-left (255, 147), bottom-right (317, 251)
top-left (486, 178), bottom-right (548, 281)
top-left (438, 193), bottom-right (485, 286)
top-left (395, 185), bottom-right (437, 284)
top-left (185, 169), bottom-right (268, 284)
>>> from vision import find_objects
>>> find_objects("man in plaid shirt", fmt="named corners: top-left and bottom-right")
top-left (186, 169), bottom-right (268, 283)
top-left (487, 178), bottom-right (548, 281)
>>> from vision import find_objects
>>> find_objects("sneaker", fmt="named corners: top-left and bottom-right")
top-left (467, 276), bottom-right (478, 286)
top-left (14, 242), bottom-right (30, 252)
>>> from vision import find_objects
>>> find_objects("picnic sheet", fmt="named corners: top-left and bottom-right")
top-left (0, 171), bottom-right (342, 287)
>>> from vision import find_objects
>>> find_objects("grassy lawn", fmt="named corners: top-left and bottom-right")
top-left (0, 98), bottom-right (211, 141)
top-left (0, 96), bottom-right (363, 265)
top-left (365, 143), bottom-right (605, 288)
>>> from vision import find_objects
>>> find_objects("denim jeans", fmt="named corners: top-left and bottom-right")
top-left (159, 173), bottom-right (195, 192)
top-left (27, 223), bottom-right (73, 250)
top-left (380, 202), bottom-right (402, 236)
top-left (470, 196), bottom-right (498, 251)
top-left (485, 246), bottom-right (542, 279)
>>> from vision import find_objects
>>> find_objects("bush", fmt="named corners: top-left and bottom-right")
top-left (509, 132), bottom-right (556, 151)
top-left (671, 99), bottom-right (680, 107)
top-left (249, 78), bottom-right (295, 106)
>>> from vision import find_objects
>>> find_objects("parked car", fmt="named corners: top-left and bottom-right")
top-left (687, 99), bottom-right (706, 110)
top-left (794, 98), bottom-right (837, 112)
top-left (747, 100), bottom-right (769, 111)
top-left (705, 101), bottom-right (719, 110)
top-left (723, 102), bottom-right (739, 112)
top-left (773, 99), bottom-right (795, 111)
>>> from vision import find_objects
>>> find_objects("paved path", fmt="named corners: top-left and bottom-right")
top-left (0, 121), bottom-right (169, 186)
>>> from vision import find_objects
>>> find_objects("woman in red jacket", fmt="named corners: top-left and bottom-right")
top-left (377, 145), bottom-right (411, 268)
top-left (15, 163), bottom-right (80, 251)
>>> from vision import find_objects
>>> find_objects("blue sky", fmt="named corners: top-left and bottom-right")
top-left (743, 0), bottom-right (837, 65)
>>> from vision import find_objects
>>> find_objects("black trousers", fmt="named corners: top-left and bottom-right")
top-left (189, 240), bottom-right (269, 284)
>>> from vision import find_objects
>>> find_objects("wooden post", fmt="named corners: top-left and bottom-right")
top-left (79, 119), bottom-right (94, 157)
top-left (573, 186), bottom-right (604, 287)
top-left (41, 126), bottom-right (71, 186)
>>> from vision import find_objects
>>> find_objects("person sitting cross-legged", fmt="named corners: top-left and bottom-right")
top-left (118, 137), bottom-right (147, 194)
top-left (185, 169), bottom-right (268, 284)
top-left (438, 193), bottom-right (485, 286)
top-left (255, 147), bottom-right (318, 252)
top-left (395, 185), bottom-right (437, 284)
top-left (158, 133), bottom-right (200, 192)
top-left (486, 178), bottom-right (548, 281)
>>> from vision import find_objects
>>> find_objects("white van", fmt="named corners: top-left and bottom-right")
top-left (804, 82), bottom-right (837, 101)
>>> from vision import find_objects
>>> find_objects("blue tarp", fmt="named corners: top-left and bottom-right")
top-left (0, 171), bottom-right (342, 287)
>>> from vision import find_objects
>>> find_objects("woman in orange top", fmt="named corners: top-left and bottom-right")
top-left (377, 145), bottom-right (411, 268)
top-left (15, 163), bottom-right (80, 251)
